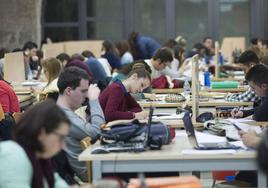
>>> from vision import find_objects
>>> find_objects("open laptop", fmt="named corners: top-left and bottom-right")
top-left (182, 112), bottom-right (240, 150)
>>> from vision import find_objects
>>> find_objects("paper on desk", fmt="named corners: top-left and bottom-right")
top-left (182, 149), bottom-right (236, 155)
top-left (227, 118), bottom-right (254, 124)
top-left (153, 113), bottom-right (183, 120)
top-left (229, 141), bottom-right (248, 150)
top-left (196, 132), bottom-right (227, 143)
top-left (226, 119), bottom-right (262, 134)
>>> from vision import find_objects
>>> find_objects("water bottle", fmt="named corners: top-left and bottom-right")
top-left (204, 71), bottom-right (211, 87)
top-left (219, 51), bottom-right (224, 65)
top-left (183, 80), bottom-right (191, 98)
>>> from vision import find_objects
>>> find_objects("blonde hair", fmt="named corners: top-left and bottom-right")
top-left (42, 57), bottom-right (61, 84)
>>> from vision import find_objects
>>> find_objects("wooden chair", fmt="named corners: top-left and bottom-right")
top-left (80, 136), bottom-right (93, 182)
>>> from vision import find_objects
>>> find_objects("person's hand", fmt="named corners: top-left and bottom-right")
top-left (239, 130), bottom-right (261, 148)
top-left (134, 111), bottom-right (149, 120)
top-left (31, 55), bottom-right (39, 62)
top-left (147, 93), bottom-right (157, 100)
top-left (88, 84), bottom-right (100, 100)
top-left (231, 108), bottom-right (243, 118)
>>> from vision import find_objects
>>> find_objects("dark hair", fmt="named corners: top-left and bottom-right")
top-left (116, 41), bottom-right (130, 57)
top-left (238, 50), bottom-right (259, 65)
top-left (128, 31), bottom-right (140, 58)
top-left (245, 64), bottom-right (268, 86)
top-left (12, 48), bottom-right (23, 52)
top-left (58, 67), bottom-right (89, 94)
top-left (193, 43), bottom-right (205, 51)
top-left (163, 39), bottom-right (178, 48)
top-left (0, 48), bottom-right (9, 59)
top-left (22, 41), bottom-right (38, 51)
top-left (102, 40), bottom-right (119, 57)
top-left (15, 100), bottom-right (70, 152)
top-left (127, 68), bottom-right (151, 82)
top-left (173, 45), bottom-right (185, 68)
top-left (250, 38), bottom-right (259, 45)
top-left (70, 53), bottom-right (85, 62)
top-left (152, 47), bottom-right (173, 63)
top-left (56, 53), bottom-right (71, 63)
top-left (81, 50), bottom-right (95, 58)
top-left (257, 130), bottom-right (268, 175)
top-left (203, 36), bottom-right (213, 43)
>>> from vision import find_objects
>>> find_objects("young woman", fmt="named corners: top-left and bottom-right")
top-left (39, 57), bottom-right (62, 101)
top-left (0, 100), bottom-right (79, 187)
top-left (99, 67), bottom-right (151, 122)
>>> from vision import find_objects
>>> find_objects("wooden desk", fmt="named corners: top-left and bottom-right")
top-left (139, 98), bottom-right (253, 108)
top-left (152, 88), bottom-right (183, 94)
top-left (203, 87), bottom-right (247, 93)
top-left (79, 136), bottom-right (266, 187)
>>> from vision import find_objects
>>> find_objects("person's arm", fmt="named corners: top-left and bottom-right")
top-left (225, 89), bottom-right (260, 103)
top-left (0, 93), bottom-right (11, 112)
top-left (127, 95), bottom-right (142, 113)
top-left (253, 98), bottom-right (268, 121)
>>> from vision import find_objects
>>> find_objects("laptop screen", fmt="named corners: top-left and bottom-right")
top-left (182, 112), bottom-right (199, 148)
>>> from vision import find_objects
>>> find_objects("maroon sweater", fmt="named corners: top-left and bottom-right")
top-left (99, 81), bottom-right (142, 122)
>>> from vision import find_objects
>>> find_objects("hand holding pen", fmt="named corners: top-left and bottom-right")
top-left (231, 106), bottom-right (244, 118)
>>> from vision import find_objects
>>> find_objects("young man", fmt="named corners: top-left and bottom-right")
top-left (231, 64), bottom-right (268, 148)
top-left (57, 67), bottom-right (105, 181)
top-left (22, 41), bottom-right (38, 80)
top-left (144, 47), bottom-right (174, 79)
top-left (226, 50), bottom-right (261, 104)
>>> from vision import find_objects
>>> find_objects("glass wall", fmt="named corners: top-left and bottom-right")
top-left (175, 0), bottom-right (209, 50)
top-left (133, 0), bottom-right (166, 43)
top-left (219, 0), bottom-right (250, 45)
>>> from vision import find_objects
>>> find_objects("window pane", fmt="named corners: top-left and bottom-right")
top-left (87, 22), bottom-right (123, 40)
top-left (44, 27), bottom-right (79, 42)
top-left (175, 0), bottom-right (208, 50)
top-left (86, 0), bottom-right (122, 18)
top-left (133, 0), bottom-right (166, 43)
top-left (44, 0), bottom-right (78, 22)
top-left (219, 0), bottom-right (250, 45)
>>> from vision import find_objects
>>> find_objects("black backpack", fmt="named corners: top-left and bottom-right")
top-left (0, 112), bottom-right (16, 140)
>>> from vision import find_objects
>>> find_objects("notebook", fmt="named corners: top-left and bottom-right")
top-left (182, 112), bottom-right (240, 150)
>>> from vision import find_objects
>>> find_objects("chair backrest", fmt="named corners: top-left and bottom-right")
top-left (80, 136), bottom-right (92, 150)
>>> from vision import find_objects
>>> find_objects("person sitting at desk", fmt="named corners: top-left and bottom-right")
top-left (99, 67), bottom-right (151, 122)
top-left (226, 50), bottom-right (261, 105)
top-left (57, 67), bottom-right (105, 182)
top-left (231, 64), bottom-right (268, 121)
top-left (0, 100), bottom-right (75, 188)
top-left (0, 76), bottom-right (20, 113)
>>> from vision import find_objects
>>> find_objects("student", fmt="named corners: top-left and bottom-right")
top-left (99, 68), bottom-right (151, 122)
top-left (116, 40), bottom-right (134, 65)
top-left (57, 67), bottom-right (105, 181)
top-left (39, 57), bottom-right (62, 101)
top-left (231, 64), bottom-right (268, 121)
top-left (144, 47), bottom-right (174, 79)
top-left (128, 31), bottom-right (161, 60)
top-left (0, 76), bottom-right (20, 113)
top-left (0, 100), bottom-right (73, 187)
top-left (23, 41), bottom-right (38, 80)
top-left (226, 50), bottom-right (261, 104)
top-left (56, 53), bottom-right (71, 69)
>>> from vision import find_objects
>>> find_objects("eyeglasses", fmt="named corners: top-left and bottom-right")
top-left (52, 131), bottom-right (67, 142)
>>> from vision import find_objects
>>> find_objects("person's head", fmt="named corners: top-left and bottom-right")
top-left (203, 37), bottom-right (214, 49)
top-left (151, 47), bottom-right (174, 70)
top-left (175, 35), bottom-right (187, 50)
top-left (81, 50), bottom-right (95, 58)
top-left (118, 60), bottom-right (152, 75)
top-left (237, 50), bottom-right (259, 73)
top-left (173, 45), bottom-right (185, 66)
top-left (65, 59), bottom-right (92, 80)
top-left (116, 41), bottom-right (130, 57)
top-left (57, 67), bottom-right (90, 110)
top-left (56, 53), bottom-right (71, 68)
top-left (70, 53), bottom-right (85, 62)
top-left (42, 57), bottom-right (62, 84)
top-left (125, 66), bottom-right (151, 93)
top-left (245, 64), bottom-right (268, 97)
top-left (102, 40), bottom-right (119, 56)
top-left (22, 41), bottom-right (38, 57)
top-left (15, 100), bottom-right (70, 159)
top-left (163, 39), bottom-right (178, 48)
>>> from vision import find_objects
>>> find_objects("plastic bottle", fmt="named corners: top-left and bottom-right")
top-left (183, 80), bottom-right (191, 98)
top-left (219, 50), bottom-right (224, 65)
top-left (204, 71), bottom-right (211, 87)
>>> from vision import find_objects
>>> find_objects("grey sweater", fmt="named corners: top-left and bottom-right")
top-left (61, 99), bottom-right (105, 181)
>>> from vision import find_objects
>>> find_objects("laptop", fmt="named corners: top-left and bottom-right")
top-left (182, 112), bottom-right (240, 150)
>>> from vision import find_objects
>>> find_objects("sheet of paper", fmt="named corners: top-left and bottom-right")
top-left (229, 141), bottom-right (248, 150)
top-left (226, 118), bottom-right (254, 124)
top-left (182, 149), bottom-right (236, 155)
top-left (195, 132), bottom-right (227, 143)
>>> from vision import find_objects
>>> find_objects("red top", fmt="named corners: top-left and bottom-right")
top-left (99, 81), bottom-right (142, 122)
top-left (0, 80), bottom-right (20, 113)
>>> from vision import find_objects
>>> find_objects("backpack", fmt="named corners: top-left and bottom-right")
top-left (101, 119), bottom-right (172, 145)
top-left (0, 112), bottom-right (16, 140)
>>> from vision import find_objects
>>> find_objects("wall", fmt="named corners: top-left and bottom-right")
top-left (0, 0), bottom-right (42, 51)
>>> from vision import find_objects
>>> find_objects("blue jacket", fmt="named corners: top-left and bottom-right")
top-left (135, 35), bottom-right (161, 60)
